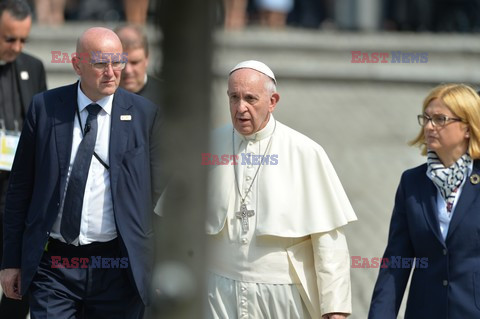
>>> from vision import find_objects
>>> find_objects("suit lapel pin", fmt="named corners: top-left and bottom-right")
top-left (470, 174), bottom-right (480, 185)
top-left (20, 71), bottom-right (29, 80)
top-left (120, 115), bottom-right (132, 121)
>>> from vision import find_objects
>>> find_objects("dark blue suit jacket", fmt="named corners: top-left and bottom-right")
top-left (369, 161), bottom-right (480, 318)
top-left (1, 82), bottom-right (162, 305)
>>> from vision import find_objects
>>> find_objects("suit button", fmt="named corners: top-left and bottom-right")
top-left (241, 238), bottom-right (248, 245)
top-left (443, 249), bottom-right (447, 255)
top-left (57, 202), bottom-right (60, 207)
top-left (443, 280), bottom-right (448, 286)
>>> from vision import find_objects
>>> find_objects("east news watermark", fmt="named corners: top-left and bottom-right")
top-left (51, 256), bottom-right (129, 269)
top-left (50, 51), bottom-right (128, 64)
top-left (351, 256), bottom-right (428, 268)
top-left (202, 153), bottom-right (279, 165)
top-left (351, 51), bottom-right (429, 63)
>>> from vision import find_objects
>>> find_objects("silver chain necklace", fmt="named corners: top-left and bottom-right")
top-left (232, 120), bottom-right (276, 233)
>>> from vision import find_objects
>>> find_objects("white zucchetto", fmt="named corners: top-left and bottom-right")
top-left (229, 60), bottom-right (277, 84)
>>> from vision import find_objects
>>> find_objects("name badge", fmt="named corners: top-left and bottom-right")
top-left (0, 130), bottom-right (20, 171)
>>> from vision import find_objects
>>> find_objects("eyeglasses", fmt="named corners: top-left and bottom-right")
top-left (417, 114), bottom-right (463, 127)
top-left (89, 62), bottom-right (126, 71)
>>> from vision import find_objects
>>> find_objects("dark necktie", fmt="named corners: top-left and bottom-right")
top-left (60, 103), bottom-right (102, 244)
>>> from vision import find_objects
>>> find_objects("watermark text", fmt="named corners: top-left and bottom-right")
top-left (351, 256), bottom-right (428, 268)
top-left (201, 153), bottom-right (278, 165)
top-left (50, 51), bottom-right (128, 64)
top-left (351, 51), bottom-right (429, 63)
top-left (51, 256), bottom-right (129, 269)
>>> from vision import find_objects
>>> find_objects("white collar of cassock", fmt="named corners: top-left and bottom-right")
top-left (234, 114), bottom-right (276, 142)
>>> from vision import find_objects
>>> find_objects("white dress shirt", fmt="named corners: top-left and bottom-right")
top-left (50, 82), bottom-right (116, 245)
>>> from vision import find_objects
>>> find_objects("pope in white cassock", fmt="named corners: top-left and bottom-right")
top-left (206, 60), bottom-right (357, 319)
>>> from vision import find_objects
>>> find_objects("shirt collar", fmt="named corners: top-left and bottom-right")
top-left (234, 114), bottom-right (276, 142)
top-left (77, 81), bottom-right (113, 115)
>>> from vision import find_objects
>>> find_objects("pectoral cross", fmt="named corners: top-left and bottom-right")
top-left (235, 204), bottom-right (255, 233)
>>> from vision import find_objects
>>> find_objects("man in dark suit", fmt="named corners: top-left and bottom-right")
top-left (0, 26), bottom-right (161, 318)
top-left (115, 24), bottom-right (162, 105)
top-left (0, 0), bottom-right (46, 317)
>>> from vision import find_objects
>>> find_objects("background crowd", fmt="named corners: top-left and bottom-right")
top-left (25, 0), bottom-right (480, 31)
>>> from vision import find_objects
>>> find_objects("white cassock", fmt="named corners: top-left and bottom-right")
top-left (206, 115), bottom-right (357, 319)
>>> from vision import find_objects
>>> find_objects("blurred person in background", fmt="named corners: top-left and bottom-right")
top-left (287, 0), bottom-right (331, 29)
top-left (223, 0), bottom-right (248, 29)
top-left (115, 24), bottom-right (162, 105)
top-left (255, 0), bottom-right (293, 27)
top-left (124, 0), bottom-right (149, 24)
top-left (369, 84), bottom-right (480, 318)
top-left (0, 0), bottom-right (46, 317)
top-left (65, 0), bottom-right (149, 23)
top-left (34, 0), bottom-right (66, 25)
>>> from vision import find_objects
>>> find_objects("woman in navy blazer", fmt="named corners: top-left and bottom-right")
top-left (369, 83), bottom-right (480, 318)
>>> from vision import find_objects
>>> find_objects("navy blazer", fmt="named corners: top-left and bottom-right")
top-left (369, 161), bottom-right (480, 318)
top-left (1, 82), bottom-right (162, 305)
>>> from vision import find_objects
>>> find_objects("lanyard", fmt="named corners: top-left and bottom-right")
top-left (75, 105), bottom-right (110, 170)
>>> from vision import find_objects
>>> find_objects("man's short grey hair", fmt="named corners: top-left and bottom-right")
top-left (114, 24), bottom-right (149, 57)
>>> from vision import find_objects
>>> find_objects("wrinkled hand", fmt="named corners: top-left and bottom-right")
top-left (322, 313), bottom-right (348, 319)
top-left (0, 268), bottom-right (22, 300)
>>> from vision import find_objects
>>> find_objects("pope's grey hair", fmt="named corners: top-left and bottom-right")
top-left (264, 77), bottom-right (277, 94)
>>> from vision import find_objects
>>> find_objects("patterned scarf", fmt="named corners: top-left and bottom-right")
top-left (426, 150), bottom-right (472, 213)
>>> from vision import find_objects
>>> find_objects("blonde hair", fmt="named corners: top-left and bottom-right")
top-left (410, 83), bottom-right (480, 158)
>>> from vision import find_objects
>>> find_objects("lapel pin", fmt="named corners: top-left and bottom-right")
top-left (470, 174), bottom-right (480, 185)
top-left (120, 115), bottom-right (132, 121)
top-left (20, 71), bottom-right (29, 80)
